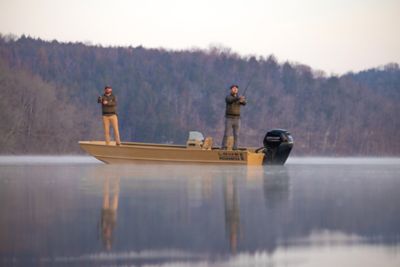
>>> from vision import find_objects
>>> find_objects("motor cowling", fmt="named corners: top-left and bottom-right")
top-left (262, 129), bottom-right (294, 165)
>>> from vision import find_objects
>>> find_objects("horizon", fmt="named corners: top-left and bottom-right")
top-left (1, 0), bottom-right (399, 75)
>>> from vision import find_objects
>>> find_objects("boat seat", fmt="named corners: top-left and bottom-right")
top-left (186, 131), bottom-right (204, 149)
top-left (186, 139), bottom-right (203, 149)
top-left (202, 137), bottom-right (213, 150)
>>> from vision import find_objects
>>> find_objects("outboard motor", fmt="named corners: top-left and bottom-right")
top-left (262, 129), bottom-right (294, 165)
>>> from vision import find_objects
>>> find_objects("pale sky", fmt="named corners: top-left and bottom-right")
top-left (0, 0), bottom-right (399, 74)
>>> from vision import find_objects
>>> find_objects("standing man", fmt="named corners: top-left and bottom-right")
top-left (98, 86), bottom-right (121, 145)
top-left (221, 85), bottom-right (246, 150)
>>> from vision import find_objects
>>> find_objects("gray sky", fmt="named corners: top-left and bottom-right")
top-left (0, 0), bottom-right (399, 74)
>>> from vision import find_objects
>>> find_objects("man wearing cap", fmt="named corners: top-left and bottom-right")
top-left (221, 85), bottom-right (246, 150)
top-left (98, 86), bottom-right (121, 145)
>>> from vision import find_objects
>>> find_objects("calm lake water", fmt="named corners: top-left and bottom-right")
top-left (0, 157), bottom-right (399, 267)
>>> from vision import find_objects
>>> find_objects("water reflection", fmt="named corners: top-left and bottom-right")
top-left (263, 167), bottom-right (290, 208)
top-left (0, 159), bottom-right (399, 266)
top-left (100, 176), bottom-right (120, 250)
top-left (223, 175), bottom-right (240, 254)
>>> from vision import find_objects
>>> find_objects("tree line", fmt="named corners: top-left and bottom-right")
top-left (0, 35), bottom-right (399, 155)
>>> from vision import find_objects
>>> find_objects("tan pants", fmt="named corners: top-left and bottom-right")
top-left (102, 115), bottom-right (121, 145)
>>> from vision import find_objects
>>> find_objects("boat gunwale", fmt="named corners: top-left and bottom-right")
top-left (94, 154), bottom-right (255, 165)
top-left (79, 141), bottom-right (257, 153)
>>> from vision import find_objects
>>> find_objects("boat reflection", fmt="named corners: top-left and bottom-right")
top-left (263, 167), bottom-right (291, 209)
top-left (93, 165), bottom-right (291, 254)
top-left (222, 166), bottom-right (290, 254)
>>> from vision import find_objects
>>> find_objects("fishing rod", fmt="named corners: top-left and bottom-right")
top-left (241, 72), bottom-right (256, 97)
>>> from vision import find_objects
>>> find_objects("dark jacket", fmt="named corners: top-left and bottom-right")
top-left (225, 93), bottom-right (246, 118)
top-left (99, 94), bottom-right (117, 116)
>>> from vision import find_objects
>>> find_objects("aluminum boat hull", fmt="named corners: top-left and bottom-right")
top-left (79, 141), bottom-right (264, 165)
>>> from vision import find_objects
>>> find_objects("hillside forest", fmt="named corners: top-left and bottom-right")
top-left (0, 35), bottom-right (399, 155)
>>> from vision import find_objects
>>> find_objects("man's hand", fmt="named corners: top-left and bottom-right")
top-left (239, 96), bottom-right (246, 103)
top-left (103, 100), bottom-right (108, 105)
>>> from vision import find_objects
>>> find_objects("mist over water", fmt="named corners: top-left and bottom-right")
top-left (0, 157), bottom-right (399, 266)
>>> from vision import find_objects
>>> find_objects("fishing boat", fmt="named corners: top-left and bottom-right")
top-left (79, 129), bottom-right (294, 165)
